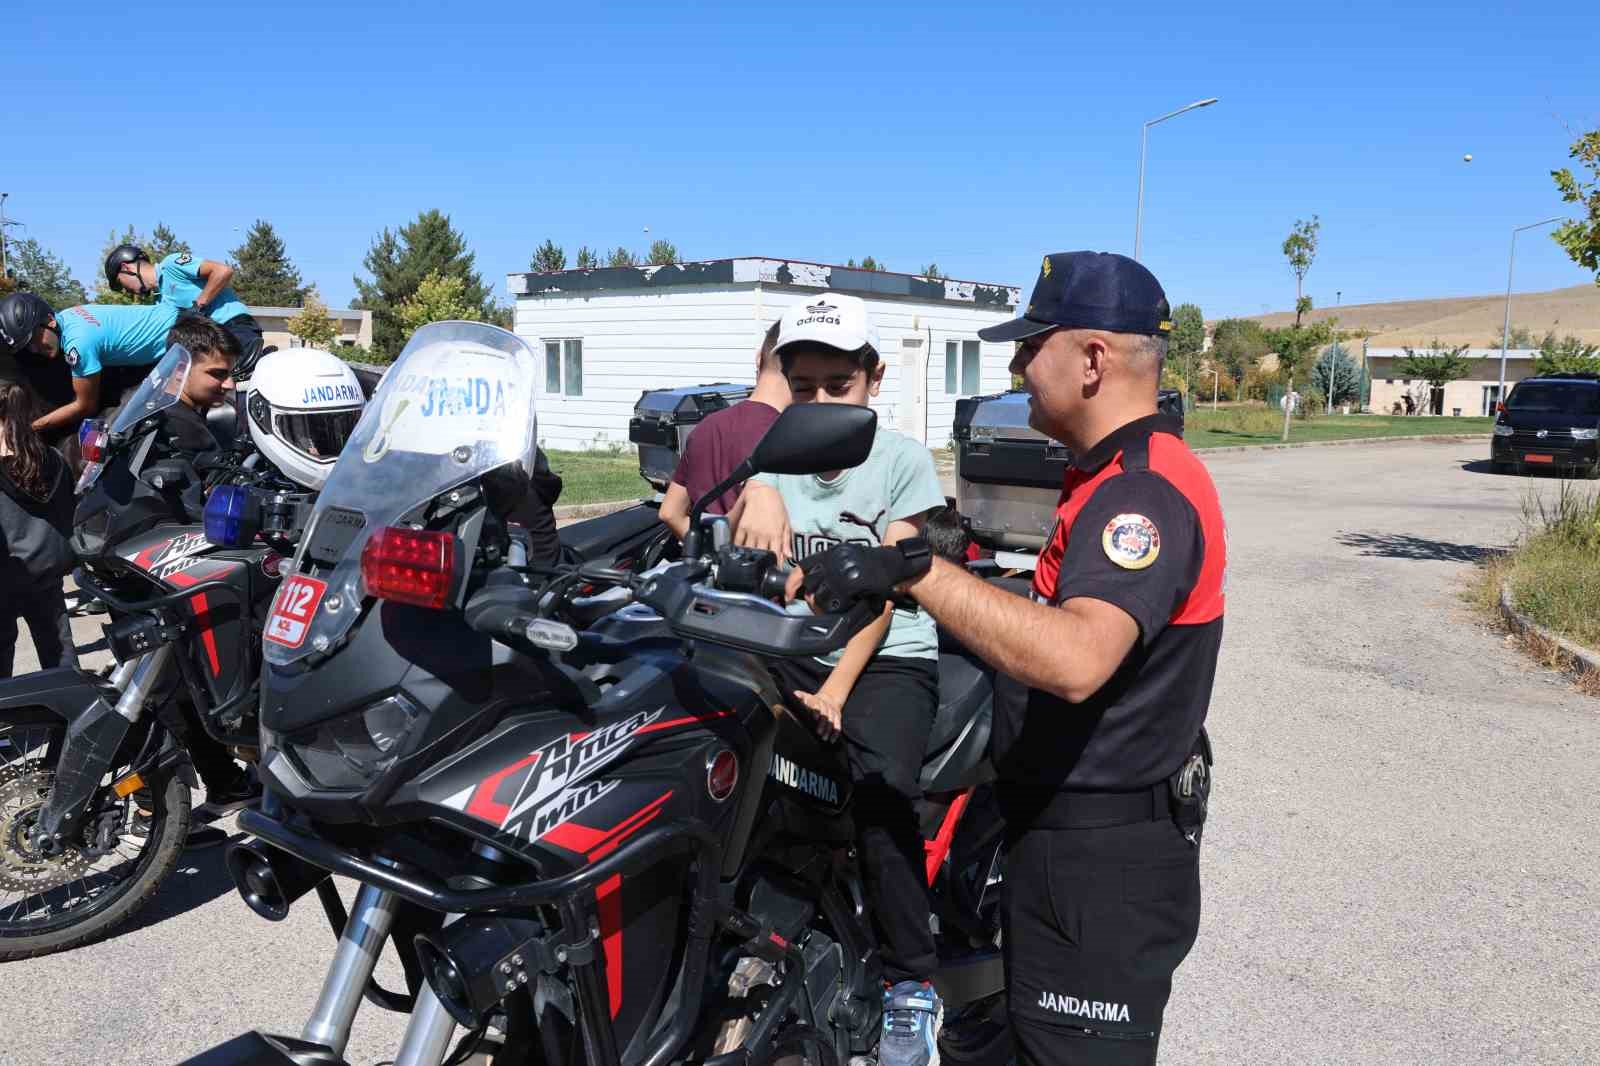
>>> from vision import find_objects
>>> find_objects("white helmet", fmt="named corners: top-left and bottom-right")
top-left (244, 348), bottom-right (366, 490)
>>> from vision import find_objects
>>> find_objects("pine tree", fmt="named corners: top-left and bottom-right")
top-left (607, 246), bottom-right (638, 267)
top-left (353, 209), bottom-right (497, 360)
top-left (531, 239), bottom-right (567, 273)
top-left (9, 238), bottom-right (88, 309)
top-left (147, 223), bottom-right (191, 263)
top-left (647, 240), bottom-right (678, 266)
top-left (575, 246), bottom-right (599, 270)
top-left (230, 220), bottom-right (306, 307)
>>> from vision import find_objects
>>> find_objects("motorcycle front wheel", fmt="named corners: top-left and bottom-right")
top-left (0, 707), bottom-right (191, 960)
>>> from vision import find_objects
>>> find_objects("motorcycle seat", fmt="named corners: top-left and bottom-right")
top-left (926, 650), bottom-right (992, 759)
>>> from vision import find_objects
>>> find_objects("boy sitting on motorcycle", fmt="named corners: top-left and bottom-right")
top-left (736, 293), bottom-right (947, 1066)
top-left (158, 314), bottom-right (241, 460)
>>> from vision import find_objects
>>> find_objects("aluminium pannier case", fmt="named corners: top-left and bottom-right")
top-left (953, 389), bottom-right (1184, 550)
top-left (629, 382), bottom-right (753, 491)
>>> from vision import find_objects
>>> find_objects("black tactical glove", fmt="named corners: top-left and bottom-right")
top-left (799, 538), bottom-right (932, 614)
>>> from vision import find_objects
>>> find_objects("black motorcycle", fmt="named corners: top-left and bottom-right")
top-left (188, 323), bottom-right (1006, 1066)
top-left (0, 346), bottom-right (312, 959)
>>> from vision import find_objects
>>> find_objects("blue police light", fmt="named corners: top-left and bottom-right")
top-left (204, 485), bottom-right (261, 547)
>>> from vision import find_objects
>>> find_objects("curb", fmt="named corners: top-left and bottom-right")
top-left (1194, 433), bottom-right (1484, 456)
top-left (1498, 579), bottom-right (1600, 679)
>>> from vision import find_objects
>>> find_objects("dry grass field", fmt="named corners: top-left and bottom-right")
top-left (1245, 283), bottom-right (1600, 346)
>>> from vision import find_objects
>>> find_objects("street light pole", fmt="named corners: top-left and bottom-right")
top-left (1133, 98), bottom-right (1218, 261)
top-left (0, 193), bottom-right (9, 278)
top-left (1498, 215), bottom-right (1564, 404)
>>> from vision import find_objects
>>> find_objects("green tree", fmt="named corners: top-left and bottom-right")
top-left (287, 288), bottom-right (339, 348)
top-left (1166, 303), bottom-right (1206, 389)
top-left (1265, 320), bottom-right (1335, 439)
top-left (1282, 215), bottom-right (1321, 326)
top-left (1551, 129), bottom-right (1600, 283)
top-left (147, 223), bottom-right (190, 264)
top-left (353, 209), bottom-right (497, 360)
top-left (607, 246), bottom-right (638, 267)
top-left (531, 238), bottom-right (567, 273)
top-left (1490, 324), bottom-right (1538, 349)
top-left (858, 256), bottom-right (886, 272)
top-left (8, 238), bottom-right (88, 309)
top-left (1535, 332), bottom-right (1600, 375)
top-left (1312, 342), bottom-right (1363, 408)
top-left (396, 271), bottom-right (484, 343)
top-left (575, 246), bottom-right (599, 270)
top-left (920, 263), bottom-right (943, 279)
top-left (1398, 340), bottom-right (1472, 415)
top-left (1210, 318), bottom-right (1270, 382)
top-left (230, 220), bottom-right (306, 306)
top-left (647, 240), bottom-right (679, 266)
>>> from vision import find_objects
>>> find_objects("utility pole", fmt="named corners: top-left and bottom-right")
top-left (0, 193), bottom-right (13, 279)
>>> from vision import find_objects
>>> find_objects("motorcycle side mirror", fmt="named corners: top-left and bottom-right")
top-left (749, 404), bottom-right (877, 475)
top-left (683, 405), bottom-right (877, 558)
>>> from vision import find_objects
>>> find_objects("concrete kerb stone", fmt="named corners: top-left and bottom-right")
top-left (1498, 579), bottom-right (1600, 680)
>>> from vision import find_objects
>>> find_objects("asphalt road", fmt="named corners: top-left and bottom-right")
top-left (3, 440), bottom-right (1597, 1065)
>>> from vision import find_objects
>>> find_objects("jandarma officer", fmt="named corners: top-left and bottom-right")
top-left (796, 251), bottom-right (1225, 1065)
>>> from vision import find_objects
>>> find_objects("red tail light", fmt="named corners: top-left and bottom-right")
top-left (1496, 401), bottom-right (1505, 413)
top-left (360, 527), bottom-right (457, 609)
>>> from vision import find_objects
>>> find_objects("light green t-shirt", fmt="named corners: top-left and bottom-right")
top-left (756, 425), bottom-right (945, 664)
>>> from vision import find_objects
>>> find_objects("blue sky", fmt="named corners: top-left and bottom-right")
top-left (8, 1), bottom-right (1596, 318)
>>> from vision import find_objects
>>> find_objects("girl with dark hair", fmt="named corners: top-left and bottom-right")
top-left (0, 381), bottom-right (79, 677)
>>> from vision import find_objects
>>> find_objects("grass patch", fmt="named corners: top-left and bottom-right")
top-left (545, 449), bottom-right (650, 506)
top-left (1503, 484), bottom-right (1600, 651)
top-left (1185, 407), bottom-right (1493, 450)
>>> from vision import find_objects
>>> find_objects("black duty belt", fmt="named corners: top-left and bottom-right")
top-left (1008, 782), bottom-right (1171, 830)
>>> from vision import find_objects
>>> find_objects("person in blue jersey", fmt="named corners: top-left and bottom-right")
top-left (0, 292), bottom-right (180, 437)
top-left (105, 244), bottom-right (265, 372)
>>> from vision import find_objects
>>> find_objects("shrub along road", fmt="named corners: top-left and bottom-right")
top-left (3, 440), bottom-right (1596, 1065)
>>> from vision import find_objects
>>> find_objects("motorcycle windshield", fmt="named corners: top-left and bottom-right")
top-left (78, 343), bottom-right (192, 492)
top-left (266, 321), bottom-right (538, 665)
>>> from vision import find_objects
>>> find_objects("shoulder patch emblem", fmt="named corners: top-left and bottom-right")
top-left (176, 252), bottom-right (193, 265)
top-left (63, 349), bottom-right (79, 368)
top-left (1102, 513), bottom-right (1160, 570)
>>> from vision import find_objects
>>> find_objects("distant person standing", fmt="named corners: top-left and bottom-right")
top-left (105, 244), bottom-right (266, 372)
top-left (658, 319), bottom-right (790, 538)
top-left (0, 380), bottom-right (78, 679)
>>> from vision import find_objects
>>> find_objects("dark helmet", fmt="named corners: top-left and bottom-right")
top-left (0, 292), bottom-right (55, 356)
top-left (104, 243), bottom-right (150, 287)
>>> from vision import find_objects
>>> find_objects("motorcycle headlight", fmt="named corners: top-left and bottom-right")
top-left (1570, 427), bottom-right (1598, 441)
top-left (1493, 424), bottom-right (1515, 437)
top-left (283, 696), bottom-right (422, 792)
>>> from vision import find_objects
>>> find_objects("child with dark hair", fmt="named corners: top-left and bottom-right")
top-left (159, 315), bottom-right (241, 459)
top-left (924, 497), bottom-right (974, 563)
top-left (0, 381), bottom-right (78, 678)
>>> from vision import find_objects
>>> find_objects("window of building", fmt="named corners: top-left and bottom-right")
top-left (1385, 379), bottom-right (1394, 385)
top-left (945, 339), bottom-right (981, 395)
top-left (544, 339), bottom-right (583, 396)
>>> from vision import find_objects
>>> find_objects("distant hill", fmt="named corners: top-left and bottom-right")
top-left (1241, 284), bottom-right (1600, 347)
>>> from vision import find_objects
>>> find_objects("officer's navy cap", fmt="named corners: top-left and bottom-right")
top-left (978, 251), bottom-right (1173, 343)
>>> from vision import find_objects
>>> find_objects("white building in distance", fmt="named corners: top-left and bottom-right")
top-left (506, 257), bottom-right (1022, 452)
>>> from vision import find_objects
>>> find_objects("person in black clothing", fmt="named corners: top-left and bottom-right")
top-left (0, 380), bottom-right (79, 678)
top-left (498, 448), bottom-right (564, 568)
top-left (157, 315), bottom-right (240, 460)
top-left (144, 317), bottom-right (259, 823)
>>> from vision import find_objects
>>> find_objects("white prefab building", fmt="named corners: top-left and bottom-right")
top-left (507, 258), bottom-right (1022, 452)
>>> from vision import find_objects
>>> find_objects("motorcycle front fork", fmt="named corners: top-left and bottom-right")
top-left (302, 876), bottom-right (471, 1066)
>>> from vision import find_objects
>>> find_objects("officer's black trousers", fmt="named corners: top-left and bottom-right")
top-left (1004, 818), bottom-right (1202, 1065)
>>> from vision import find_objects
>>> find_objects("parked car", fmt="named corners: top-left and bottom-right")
top-left (1491, 373), bottom-right (1600, 478)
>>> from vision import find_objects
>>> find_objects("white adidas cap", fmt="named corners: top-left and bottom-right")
top-left (775, 292), bottom-right (880, 357)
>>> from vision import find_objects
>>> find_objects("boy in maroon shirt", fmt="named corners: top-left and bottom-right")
top-left (659, 320), bottom-right (789, 538)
